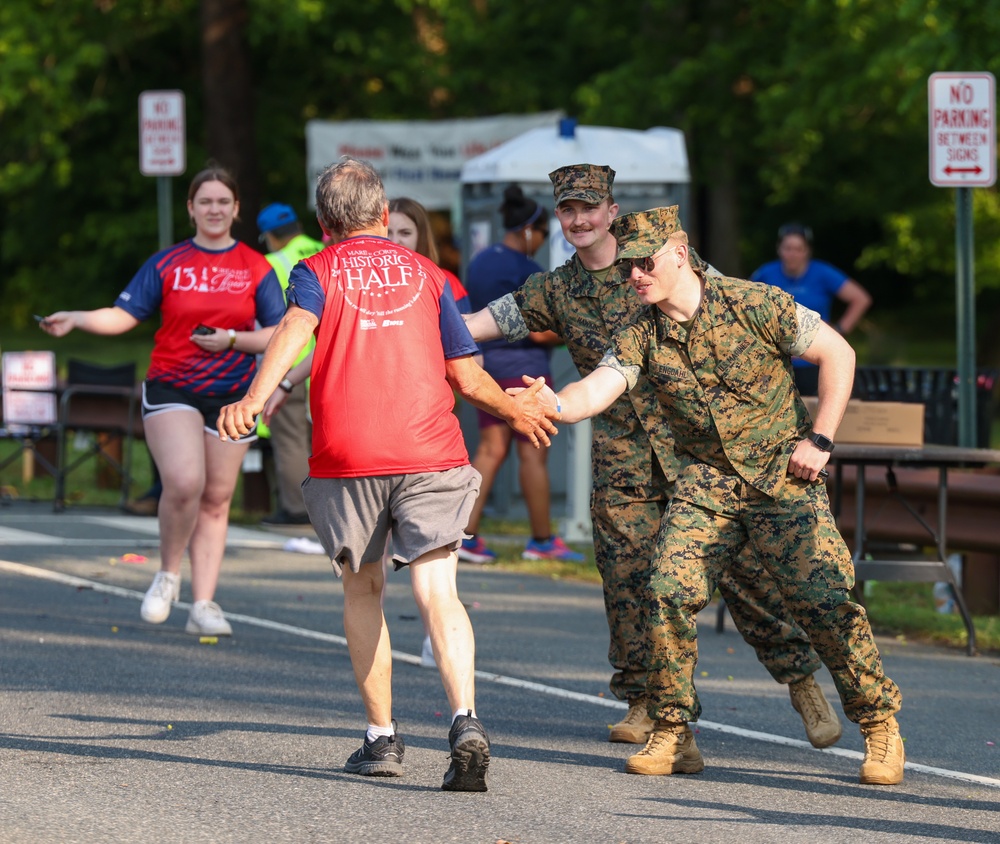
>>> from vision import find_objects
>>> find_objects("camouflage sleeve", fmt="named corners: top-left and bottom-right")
top-left (512, 267), bottom-right (566, 336)
top-left (597, 351), bottom-right (640, 391)
top-left (487, 293), bottom-right (529, 342)
top-left (786, 303), bottom-right (822, 356)
top-left (745, 281), bottom-right (807, 355)
top-left (602, 319), bottom-right (651, 392)
top-left (485, 269), bottom-right (561, 341)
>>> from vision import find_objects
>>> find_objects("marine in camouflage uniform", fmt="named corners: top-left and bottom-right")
top-left (595, 206), bottom-right (903, 784)
top-left (485, 165), bottom-right (838, 746)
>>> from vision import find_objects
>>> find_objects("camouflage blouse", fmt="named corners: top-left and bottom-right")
top-left (605, 275), bottom-right (821, 506)
top-left (488, 254), bottom-right (679, 489)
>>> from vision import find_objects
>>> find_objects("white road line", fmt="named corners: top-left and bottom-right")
top-left (84, 515), bottom-right (290, 548)
top-left (0, 526), bottom-right (71, 545)
top-left (0, 532), bottom-right (165, 548)
top-left (0, 518), bottom-right (288, 550)
top-left (85, 515), bottom-right (163, 537)
top-left (2, 558), bottom-right (998, 790)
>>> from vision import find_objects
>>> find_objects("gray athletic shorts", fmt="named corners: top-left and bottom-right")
top-left (301, 465), bottom-right (481, 576)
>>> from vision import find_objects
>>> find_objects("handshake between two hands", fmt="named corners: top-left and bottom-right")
top-left (504, 375), bottom-right (561, 449)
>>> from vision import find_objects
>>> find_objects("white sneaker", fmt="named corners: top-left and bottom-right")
top-left (140, 571), bottom-right (180, 624)
top-left (420, 634), bottom-right (436, 668)
top-left (185, 600), bottom-right (233, 636)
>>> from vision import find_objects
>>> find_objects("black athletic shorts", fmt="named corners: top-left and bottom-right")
top-left (141, 380), bottom-right (256, 438)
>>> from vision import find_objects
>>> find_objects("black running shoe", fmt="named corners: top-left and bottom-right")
top-left (344, 729), bottom-right (405, 777)
top-left (442, 711), bottom-right (490, 792)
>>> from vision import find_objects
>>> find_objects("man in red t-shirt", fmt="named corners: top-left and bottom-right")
top-left (218, 157), bottom-right (557, 792)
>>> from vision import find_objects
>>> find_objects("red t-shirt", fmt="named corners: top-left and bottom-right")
top-left (287, 236), bottom-right (478, 478)
top-left (116, 239), bottom-right (285, 395)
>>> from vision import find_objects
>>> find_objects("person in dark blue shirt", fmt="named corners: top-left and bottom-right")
top-left (460, 186), bottom-right (583, 564)
top-left (752, 222), bottom-right (872, 395)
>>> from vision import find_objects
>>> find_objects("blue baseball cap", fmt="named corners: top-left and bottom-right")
top-left (257, 203), bottom-right (298, 237)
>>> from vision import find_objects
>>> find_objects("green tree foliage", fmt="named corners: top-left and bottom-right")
top-left (750, 1), bottom-right (1000, 298)
top-left (0, 0), bottom-right (200, 325)
top-left (570, 0), bottom-right (1000, 358)
top-left (0, 0), bottom-right (439, 322)
top-left (2, 0), bottom-right (999, 362)
top-left (248, 0), bottom-right (448, 211)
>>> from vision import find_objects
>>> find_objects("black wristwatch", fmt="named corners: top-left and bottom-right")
top-left (808, 432), bottom-right (835, 453)
top-left (279, 378), bottom-right (294, 394)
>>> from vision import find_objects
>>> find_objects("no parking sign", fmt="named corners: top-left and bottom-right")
top-left (139, 90), bottom-right (186, 177)
top-left (928, 72), bottom-right (996, 187)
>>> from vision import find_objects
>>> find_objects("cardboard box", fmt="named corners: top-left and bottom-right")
top-left (802, 397), bottom-right (925, 446)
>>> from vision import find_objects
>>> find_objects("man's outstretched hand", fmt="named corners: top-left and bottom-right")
top-left (217, 396), bottom-right (263, 442)
top-left (505, 376), bottom-right (559, 448)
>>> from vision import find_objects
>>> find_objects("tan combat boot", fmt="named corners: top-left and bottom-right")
top-left (609, 699), bottom-right (656, 744)
top-left (625, 721), bottom-right (705, 776)
top-left (788, 674), bottom-right (843, 748)
top-left (859, 716), bottom-right (905, 785)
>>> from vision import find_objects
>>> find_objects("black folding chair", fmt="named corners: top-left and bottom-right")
top-left (55, 360), bottom-right (138, 511)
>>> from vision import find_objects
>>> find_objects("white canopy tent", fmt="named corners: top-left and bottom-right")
top-left (461, 121), bottom-right (689, 188)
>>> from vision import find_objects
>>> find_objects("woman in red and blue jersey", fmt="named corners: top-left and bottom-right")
top-left (387, 196), bottom-right (470, 313)
top-left (41, 165), bottom-right (286, 637)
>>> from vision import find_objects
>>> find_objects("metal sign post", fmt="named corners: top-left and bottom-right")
top-left (928, 72), bottom-right (996, 447)
top-left (954, 186), bottom-right (976, 447)
top-left (139, 90), bottom-right (186, 250)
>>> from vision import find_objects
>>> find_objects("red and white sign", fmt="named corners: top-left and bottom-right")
top-left (1, 351), bottom-right (57, 391)
top-left (306, 112), bottom-right (562, 210)
top-left (1, 351), bottom-right (57, 428)
top-left (139, 90), bottom-right (186, 177)
top-left (928, 72), bottom-right (996, 187)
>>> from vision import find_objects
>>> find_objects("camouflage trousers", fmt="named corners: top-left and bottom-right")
top-left (646, 477), bottom-right (902, 725)
top-left (592, 480), bottom-right (822, 702)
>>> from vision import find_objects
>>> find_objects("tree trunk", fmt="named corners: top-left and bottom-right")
top-left (687, 0), bottom-right (744, 278)
top-left (200, 0), bottom-right (260, 245)
top-left (702, 143), bottom-right (742, 278)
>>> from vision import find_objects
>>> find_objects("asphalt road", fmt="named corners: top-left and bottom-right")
top-left (1, 501), bottom-right (998, 844)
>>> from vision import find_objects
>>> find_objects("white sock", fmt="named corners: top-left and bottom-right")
top-left (366, 722), bottom-right (395, 742)
top-left (452, 708), bottom-right (476, 724)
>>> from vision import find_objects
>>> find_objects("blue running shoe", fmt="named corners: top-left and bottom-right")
top-left (458, 536), bottom-right (497, 564)
top-left (522, 536), bottom-right (585, 562)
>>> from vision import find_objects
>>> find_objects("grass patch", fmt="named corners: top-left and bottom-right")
top-left (0, 438), bottom-right (153, 507)
top-left (862, 580), bottom-right (1000, 655)
top-left (475, 518), bottom-right (602, 584)
top-left (491, 553), bottom-right (602, 585)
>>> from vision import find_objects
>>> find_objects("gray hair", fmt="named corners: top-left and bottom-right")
top-left (315, 156), bottom-right (387, 238)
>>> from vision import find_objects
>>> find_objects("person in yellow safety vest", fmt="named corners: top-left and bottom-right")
top-left (256, 203), bottom-right (324, 526)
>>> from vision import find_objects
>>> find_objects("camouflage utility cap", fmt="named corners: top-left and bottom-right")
top-left (549, 164), bottom-right (615, 206)
top-left (614, 206), bottom-right (682, 260)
